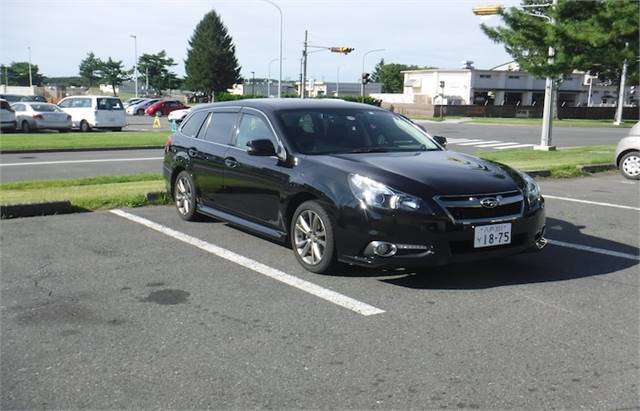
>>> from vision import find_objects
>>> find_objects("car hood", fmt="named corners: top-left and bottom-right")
top-left (309, 150), bottom-right (523, 196)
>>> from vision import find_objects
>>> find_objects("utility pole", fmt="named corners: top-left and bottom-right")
top-left (130, 35), bottom-right (138, 98)
top-left (301, 30), bottom-right (308, 99)
top-left (336, 66), bottom-right (341, 97)
top-left (614, 42), bottom-right (629, 126)
top-left (361, 48), bottom-right (385, 100)
top-left (27, 46), bottom-right (33, 88)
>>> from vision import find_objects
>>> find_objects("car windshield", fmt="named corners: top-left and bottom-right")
top-left (276, 108), bottom-right (440, 155)
top-left (29, 103), bottom-right (61, 112)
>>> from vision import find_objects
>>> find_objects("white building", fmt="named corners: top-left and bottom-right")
top-left (373, 62), bottom-right (636, 107)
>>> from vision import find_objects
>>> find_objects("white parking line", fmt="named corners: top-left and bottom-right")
top-left (0, 157), bottom-right (163, 167)
top-left (475, 142), bottom-right (523, 148)
top-left (446, 139), bottom-right (482, 144)
top-left (457, 140), bottom-right (502, 146)
top-left (544, 195), bottom-right (640, 211)
top-left (494, 144), bottom-right (534, 150)
top-left (548, 239), bottom-right (639, 261)
top-left (110, 209), bottom-right (385, 317)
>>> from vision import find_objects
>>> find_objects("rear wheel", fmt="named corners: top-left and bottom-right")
top-left (619, 151), bottom-right (640, 180)
top-left (291, 201), bottom-right (337, 274)
top-left (80, 120), bottom-right (91, 132)
top-left (136, 109), bottom-right (144, 116)
top-left (173, 171), bottom-right (200, 221)
top-left (21, 121), bottom-right (31, 133)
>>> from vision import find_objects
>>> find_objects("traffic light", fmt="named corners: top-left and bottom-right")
top-left (362, 72), bottom-right (371, 85)
top-left (330, 47), bottom-right (355, 54)
top-left (472, 5), bottom-right (503, 15)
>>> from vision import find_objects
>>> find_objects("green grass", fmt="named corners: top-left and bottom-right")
top-left (0, 174), bottom-right (170, 210)
top-left (467, 118), bottom-right (635, 128)
top-left (0, 131), bottom-right (167, 152)
top-left (479, 145), bottom-right (616, 178)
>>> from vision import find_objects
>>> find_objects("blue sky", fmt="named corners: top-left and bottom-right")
top-left (0, 0), bottom-right (520, 82)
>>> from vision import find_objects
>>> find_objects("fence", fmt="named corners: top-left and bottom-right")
top-left (433, 105), bottom-right (639, 120)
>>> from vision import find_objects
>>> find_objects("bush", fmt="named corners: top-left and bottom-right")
top-left (322, 95), bottom-right (382, 107)
top-left (214, 92), bottom-right (264, 102)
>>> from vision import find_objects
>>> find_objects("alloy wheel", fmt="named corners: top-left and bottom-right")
top-left (294, 210), bottom-right (327, 265)
top-left (175, 175), bottom-right (193, 215)
top-left (622, 154), bottom-right (640, 177)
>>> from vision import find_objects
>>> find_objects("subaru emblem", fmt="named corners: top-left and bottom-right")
top-left (480, 197), bottom-right (499, 208)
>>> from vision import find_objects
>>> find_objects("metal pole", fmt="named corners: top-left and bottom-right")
top-left (336, 66), bottom-right (340, 97)
top-left (130, 35), bottom-right (138, 98)
top-left (268, 57), bottom-right (283, 98)
top-left (259, 0), bottom-right (283, 98)
top-left (614, 43), bottom-right (629, 126)
top-left (27, 46), bottom-right (32, 88)
top-left (587, 76), bottom-right (593, 107)
top-left (361, 48), bottom-right (385, 100)
top-left (302, 30), bottom-right (308, 99)
top-left (535, 0), bottom-right (557, 151)
top-left (145, 67), bottom-right (149, 96)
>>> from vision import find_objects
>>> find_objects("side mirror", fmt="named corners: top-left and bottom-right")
top-left (433, 135), bottom-right (447, 147)
top-left (247, 139), bottom-right (277, 156)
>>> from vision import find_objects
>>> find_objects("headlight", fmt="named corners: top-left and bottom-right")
top-left (520, 171), bottom-right (541, 207)
top-left (348, 174), bottom-right (421, 211)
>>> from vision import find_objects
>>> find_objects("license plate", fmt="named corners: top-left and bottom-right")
top-left (474, 223), bottom-right (512, 248)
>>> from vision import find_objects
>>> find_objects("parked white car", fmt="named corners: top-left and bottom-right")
top-left (12, 102), bottom-right (72, 133)
top-left (123, 98), bottom-right (145, 108)
top-left (57, 95), bottom-right (126, 131)
top-left (168, 107), bottom-right (191, 124)
top-left (0, 99), bottom-right (17, 132)
top-left (125, 98), bottom-right (160, 116)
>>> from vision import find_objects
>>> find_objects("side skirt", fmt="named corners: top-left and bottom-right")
top-left (197, 204), bottom-right (287, 243)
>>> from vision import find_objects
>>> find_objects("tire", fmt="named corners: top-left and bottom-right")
top-left (136, 109), bottom-right (144, 116)
top-left (80, 120), bottom-right (91, 132)
top-left (290, 200), bottom-right (337, 274)
top-left (619, 151), bottom-right (640, 180)
top-left (21, 120), bottom-right (31, 133)
top-left (173, 171), bottom-right (200, 221)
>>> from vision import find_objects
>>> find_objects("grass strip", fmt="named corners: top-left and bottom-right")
top-left (0, 174), bottom-right (171, 210)
top-left (0, 131), bottom-right (167, 151)
top-left (466, 118), bottom-right (634, 128)
top-left (478, 145), bottom-right (616, 178)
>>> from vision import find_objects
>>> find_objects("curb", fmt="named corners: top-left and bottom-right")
top-left (1, 145), bottom-right (164, 155)
top-left (577, 163), bottom-right (616, 173)
top-left (0, 201), bottom-right (75, 219)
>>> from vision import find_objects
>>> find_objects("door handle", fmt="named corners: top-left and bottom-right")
top-left (224, 157), bottom-right (239, 168)
top-left (188, 148), bottom-right (198, 158)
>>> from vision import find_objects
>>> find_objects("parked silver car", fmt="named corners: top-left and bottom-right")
top-left (615, 121), bottom-right (640, 180)
top-left (12, 102), bottom-right (72, 133)
top-left (1, 99), bottom-right (17, 131)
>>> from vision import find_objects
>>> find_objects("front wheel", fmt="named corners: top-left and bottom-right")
top-left (136, 109), bottom-right (144, 116)
top-left (80, 120), bottom-right (91, 132)
top-left (173, 171), bottom-right (200, 221)
top-left (619, 151), bottom-right (640, 180)
top-left (291, 201), bottom-right (337, 274)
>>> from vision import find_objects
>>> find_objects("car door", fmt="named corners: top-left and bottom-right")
top-left (185, 108), bottom-right (239, 208)
top-left (217, 108), bottom-right (290, 228)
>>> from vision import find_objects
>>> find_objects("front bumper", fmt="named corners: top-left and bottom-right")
top-left (335, 201), bottom-right (546, 268)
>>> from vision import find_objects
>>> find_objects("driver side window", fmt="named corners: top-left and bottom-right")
top-left (235, 113), bottom-right (276, 150)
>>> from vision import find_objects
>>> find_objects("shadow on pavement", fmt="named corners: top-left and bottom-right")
top-left (338, 217), bottom-right (639, 290)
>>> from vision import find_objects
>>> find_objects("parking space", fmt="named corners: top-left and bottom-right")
top-left (1, 173), bottom-right (638, 409)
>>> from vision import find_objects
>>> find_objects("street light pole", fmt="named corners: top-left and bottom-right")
top-left (336, 65), bottom-right (342, 97)
top-left (27, 46), bottom-right (32, 88)
top-left (614, 42), bottom-right (629, 126)
top-left (259, 0), bottom-right (283, 98)
top-left (251, 71), bottom-right (256, 95)
top-left (361, 48), bottom-right (385, 99)
top-left (130, 35), bottom-right (138, 98)
top-left (268, 57), bottom-right (284, 97)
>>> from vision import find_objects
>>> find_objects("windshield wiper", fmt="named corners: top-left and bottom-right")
top-left (348, 144), bottom-right (430, 154)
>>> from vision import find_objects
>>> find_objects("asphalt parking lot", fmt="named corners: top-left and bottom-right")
top-left (1, 173), bottom-right (638, 409)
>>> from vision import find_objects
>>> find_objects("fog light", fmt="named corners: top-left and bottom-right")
top-left (364, 241), bottom-right (398, 257)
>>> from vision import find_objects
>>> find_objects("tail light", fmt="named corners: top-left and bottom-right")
top-left (33, 114), bottom-right (43, 120)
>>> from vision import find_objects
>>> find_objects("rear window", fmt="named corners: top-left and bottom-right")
top-left (29, 103), bottom-right (61, 112)
top-left (97, 98), bottom-right (123, 110)
top-left (180, 111), bottom-right (209, 138)
top-left (202, 112), bottom-right (237, 144)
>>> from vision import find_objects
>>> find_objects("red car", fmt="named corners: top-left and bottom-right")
top-left (145, 100), bottom-right (188, 117)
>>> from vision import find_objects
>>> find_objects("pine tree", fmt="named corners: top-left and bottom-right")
top-left (79, 52), bottom-right (102, 87)
top-left (185, 10), bottom-right (241, 100)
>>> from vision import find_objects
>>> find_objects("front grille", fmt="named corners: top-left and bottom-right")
top-left (435, 190), bottom-right (524, 224)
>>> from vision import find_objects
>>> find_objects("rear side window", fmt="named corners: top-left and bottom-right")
top-left (97, 98), bottom-right (123, 110)
top-left (202, 112), bottom-right (236, 144)
top-left (70, 98), bottom-right (91, 108)
top-left (180, 111), bottom-right (208, 138)
top-left (12, 103), bottom-right (25, 111)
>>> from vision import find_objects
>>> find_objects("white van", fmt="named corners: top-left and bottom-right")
top-left (57, 95), bottom-right (126, 131)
